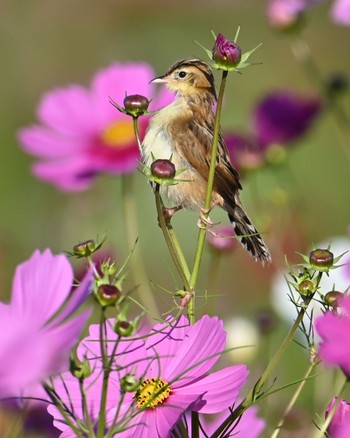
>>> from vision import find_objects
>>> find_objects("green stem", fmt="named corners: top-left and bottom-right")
top-left (121, 174), bottom-right (161, 320)
top-left (97, 311), bottom-right (109, 438)
top-left (43, 384), bottom-right (84, 438)
top-left (211, 293), bottom-right (315, 438)
top-left (154, 186), bottom-right (192, 292)
top-left (190, 70), bottom-right (228, 294)
top-left (270, 360), bottom-right (318, 438)
top-left (79, 378), bottom-right (96, 437)
top-left (315, 377), bottom-right (349, 438)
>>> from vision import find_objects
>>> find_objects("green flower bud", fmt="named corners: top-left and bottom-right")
top-left (114, 320), bottom-right (133, 337)
top-left (120, 374), bottom-right (140, 392)
top-left (324, 291), bottom-right (343, 308)
top-left (309, 249), bottom-right (334, 271)
top-left (73, 240), bottom-right (96, 257)
top-left (70, 356), bottom-right (92, 380)
top-left (298, 279), bottom-right (316, 296)
top-left (97, 284), bottom-right (120, 307)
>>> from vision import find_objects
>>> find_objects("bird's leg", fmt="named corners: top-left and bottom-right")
top-left (197, 200), bottom-right (221, 229)
top-left (158, 205), bottom-right (183, 227)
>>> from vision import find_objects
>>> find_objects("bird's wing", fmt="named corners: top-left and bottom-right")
top-left (169, 116), bottom-right (242, 203)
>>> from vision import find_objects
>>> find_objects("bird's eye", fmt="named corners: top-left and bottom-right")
top-left (178, 71), bottom-right (187, 79)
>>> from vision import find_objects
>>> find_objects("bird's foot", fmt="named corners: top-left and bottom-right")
top-left (197, 207), bottom-right (219, 229)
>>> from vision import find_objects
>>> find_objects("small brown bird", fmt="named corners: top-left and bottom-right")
top-left (142, 58), bottom-right (271, 265)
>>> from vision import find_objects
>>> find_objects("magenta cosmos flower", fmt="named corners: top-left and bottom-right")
top-left (315, 295), bottom-right (350, 376)
top-left (326, 397), bottom-right (350, 437)
top-left (179, 405), bottom-right (265, 437)
top-left (0, 249), bottom-right (91, 397)
top-left (48, 315), bottom-right (249, 437)
top-left (18, 63), bottom-right (172, 191)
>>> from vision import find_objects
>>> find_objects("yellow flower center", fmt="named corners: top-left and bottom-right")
top-left (134, 378), bottom-right (171, 409)
top-left (100, 119), bottom-right (135, 148)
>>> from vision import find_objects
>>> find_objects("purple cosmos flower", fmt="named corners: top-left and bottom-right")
top-left (18, 63), bottom-right (172, 191)
top-left (48, 315), bottom-right (249, 437)
top-left (326, 398), bottom-right (350, 437)
top-left (315, 295), bottom-right (350, 376)
top-left (0, 249), bottom-right (91, 397)
top-left (253, 90), bottom-right (321, 148)
top-left (212, 33), bottom-right (242, 69)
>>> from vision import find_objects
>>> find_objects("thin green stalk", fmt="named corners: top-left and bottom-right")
top-left (211, 293), bottom-right (315, 438)
top-left (97, 311), bottom-right (109, 438)
top-left (270, 360), bottom-right (318, 438)
top-left (190, 70), bottom-right (228, 296)
top-left (121, 174), bottom-right (161, 320)
top-left (154, 186), bottom-right (192, 292)
top-left (315, 377), bottom-right (349, 438)
top-left (191, 411), bottom-right (200, 438)
top-left (44, 384), bottom-right (84, 438)
top-left (79, 378), bottom-right (96, 437)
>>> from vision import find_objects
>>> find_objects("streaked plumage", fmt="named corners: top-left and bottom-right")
top-left (142, 58), bottom-right (271, 265)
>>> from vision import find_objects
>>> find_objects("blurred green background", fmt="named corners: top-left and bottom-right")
top-left (1, 0), bottom-right (350, 436)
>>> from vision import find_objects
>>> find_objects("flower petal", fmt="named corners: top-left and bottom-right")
top-left (37, 85), bottom-right (98, 136)
top-left (10, 250), bottom-right (74, 324)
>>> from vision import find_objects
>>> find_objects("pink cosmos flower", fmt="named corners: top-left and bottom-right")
top-left (48, 315), bottom-right (249, 437)
top-left (18, 63), bottom-right (172, 191)
top-left (326, 398), bottom-right (350, 437)
top-left (315, 295), bottom-right (350, 376)
top-left (178, 405), bottom-right (265, 437)
top-left (267, 0), bottom-right (350, 27)
top-left (0, 249), bottom-right (92, 397)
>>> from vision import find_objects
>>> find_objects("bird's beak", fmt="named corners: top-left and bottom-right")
top-left (150, 75), bottom-right (169, 84)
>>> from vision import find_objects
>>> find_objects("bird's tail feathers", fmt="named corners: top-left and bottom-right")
top-left (227, 202), bottom-right (271, 266)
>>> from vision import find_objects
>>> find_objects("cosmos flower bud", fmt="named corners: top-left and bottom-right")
top-left (150, 159), bottom-right (176, 180)
top-left (72, 240), bottom-right (96, 257)
top-left (114, 320), bottom-right (134, 337)
top-left (120, 374), bottom-right (140, 392)
top-left (97, 284), bottom-right (120, 307)
top-left (212, 33), bottom-right (242, 69)
top-left (70, 356), bottom-right (92, 380)
top-left (309, 249), bottom-right (334, 272)
top-left (324, 291), bottom-right (343, 308)
top-left (298, 279), bottom-right (316, 296)
top-left (123, 94), bottom-right (150, 117)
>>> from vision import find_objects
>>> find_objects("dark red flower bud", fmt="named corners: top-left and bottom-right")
top-left (123, 94), bottom-right (150, 117)
top-left (310, 249), bottom-right (334, 271)
top-left (212, 33), bottom-right (242, 69)
top-left (150, 159), bottom-right (176, 180)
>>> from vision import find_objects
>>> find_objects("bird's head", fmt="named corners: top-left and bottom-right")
top-left (151, 58), bottom-right (216, 98)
